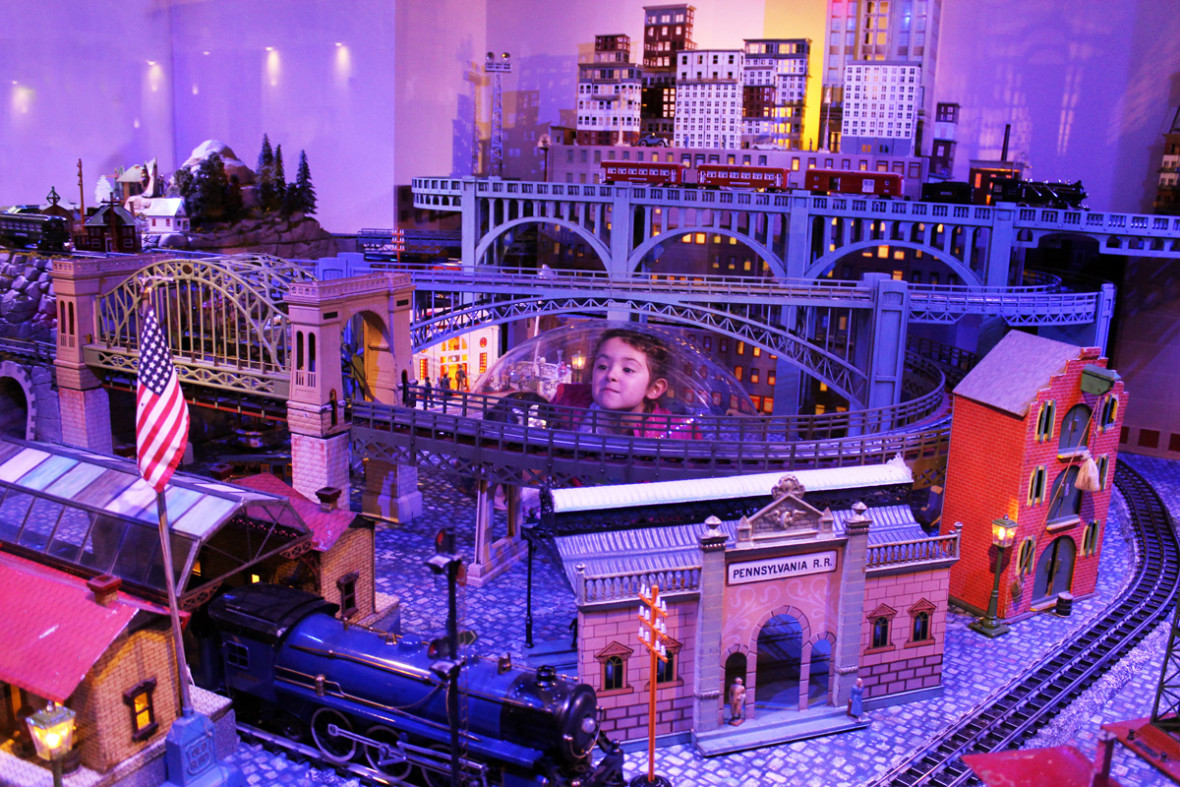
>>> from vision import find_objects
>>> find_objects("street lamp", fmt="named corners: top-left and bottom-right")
top-left (26, 701), bottom-right (76, 787)
top-left (970, 515), bottom-right (1018, 638)
top-left (523, 519), bottom-right (537, 648)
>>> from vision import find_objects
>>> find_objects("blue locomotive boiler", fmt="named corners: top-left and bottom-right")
top-left (207, 583), bottom-right (613, 786)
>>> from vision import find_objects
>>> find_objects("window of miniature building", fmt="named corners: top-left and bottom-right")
top-left (1099, 396), bottom-right (1119, 429)
top-left (124, 679), bottom-right (158, 741)
top-left (596, 642), bottom-right (634, 695)
top-left (871, 616), bottom-right (890, 648)
top-left (1027, 465), bottom-right (1046, 505)
top-left (911, 612), bottom-right (930, 643)
top-left (1057, 404), bottom-right (1091, 455)
top-left (1017, 537), bottom-right (1035, 574)
top-left (1048, 466), bottom-right (1082, 526)
top-left (1138, 429), bottom-right (1160, 449)
top-left (1036, 400), bottom-right (1056, 441)
top-left (655, 637), bottom-right (683, 685)
top-left (337, 572), bottom-right (359, 618)
top-left (1097, 455), bottom-right (1109, 490)
top-left (1082, 521), bottom-right (1099, 556)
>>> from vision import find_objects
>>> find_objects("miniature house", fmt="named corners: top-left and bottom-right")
top-left (141, 197), bottom-right (190, 235)
top-left (940, 330), bottom-right (1125, 621)
top-left (0, 552), bottom-right (182, 775)
top-left (234, 473), bottom-right (393, 627)
top-left (76, 202), bottom-right (140, 253)
top-left (547, 459), bottom-right (959, 754)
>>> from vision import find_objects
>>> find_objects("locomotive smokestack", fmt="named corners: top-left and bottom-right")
top-left (1001, 124), bottom-right (1011, 163)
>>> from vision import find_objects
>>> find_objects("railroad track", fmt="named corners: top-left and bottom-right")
top-left (867, 460), bottom-right (1180, 787)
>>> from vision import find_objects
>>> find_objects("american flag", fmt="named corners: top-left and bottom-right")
top-left (136, 298), bottom-right (189, 492)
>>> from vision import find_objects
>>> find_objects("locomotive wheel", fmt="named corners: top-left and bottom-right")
top-left (275, 712), bottom-right (304, 743)
top-left (310, 708), bottom-right (356, 763)
top-left (363, 725), bottom-right (412, 781)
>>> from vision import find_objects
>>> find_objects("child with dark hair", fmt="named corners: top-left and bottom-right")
top-left (552, 327), bottom-right (695, 439)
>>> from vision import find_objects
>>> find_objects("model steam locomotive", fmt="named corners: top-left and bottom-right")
top-left (207, 583), bottom-right (623, 786)
top-left (0, 213), bottom-right (70, 252)
top-left (920, 178), bottom-right (1087, 209)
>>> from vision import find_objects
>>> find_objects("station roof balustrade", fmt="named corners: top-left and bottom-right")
top-left (0, 437), bottom-right (311, 609)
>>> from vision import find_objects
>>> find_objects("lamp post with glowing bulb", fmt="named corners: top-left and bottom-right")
top-left (26, 701), bottom-right (76, 787)
top-left (970, 515), bottom-right (1019, 638)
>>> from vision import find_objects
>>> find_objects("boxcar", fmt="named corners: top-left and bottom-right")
top-left (805, 169), bottom-right (902, 198)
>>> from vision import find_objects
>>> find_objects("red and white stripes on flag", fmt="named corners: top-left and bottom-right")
top-left (136, 299), bottom-right (189, 492)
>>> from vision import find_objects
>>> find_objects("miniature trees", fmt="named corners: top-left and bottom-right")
top-left (272, 144), bottom-right (287, 213)
top-left (287, 151), bottom-right (317, 216)
top-left (190, 152), bottom-right (228, 224)
top-left (256, 134), bottom-right (276, 212)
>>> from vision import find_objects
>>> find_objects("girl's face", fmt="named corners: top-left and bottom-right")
top-left (590, 336), bottom-right (668, 413)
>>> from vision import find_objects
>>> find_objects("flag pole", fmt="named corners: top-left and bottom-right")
top-left (156, 488), bottom-right (193, 717)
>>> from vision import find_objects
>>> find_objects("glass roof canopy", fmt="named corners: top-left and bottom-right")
top-left (0, 438), bottom-right (311, 608)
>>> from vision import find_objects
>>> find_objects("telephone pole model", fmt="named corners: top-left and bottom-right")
top-left (632, 584), bottom-right (673, 787)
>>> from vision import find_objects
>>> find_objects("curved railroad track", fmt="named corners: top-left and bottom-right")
top-left (866, 460), bottom-right (1180, 787)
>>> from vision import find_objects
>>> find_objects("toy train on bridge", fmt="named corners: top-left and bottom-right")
top-left (0, 212), bottom-right (70, 252)
top-left (600, 161), bottom-right (1087, 208)
top-left (600, 161), bottom-right (903, 197)
top-left (206, 583), bottom-right (624, 787)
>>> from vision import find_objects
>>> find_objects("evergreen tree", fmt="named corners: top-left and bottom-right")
top-left (257, 134), bottom-right (276, 213)
top-left (223, 174), bottom-right (244, 223)
top-left (191, 152), bottom-right (228, 224)
top-left (272, 144), bottom-right (287, 213)
top-left (289, 150), bottom-right (316, 216)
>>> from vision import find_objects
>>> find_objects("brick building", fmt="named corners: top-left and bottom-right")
top-left (940, 331), bottom-right (1125, 622)
top-left (0, 552), bottom-right (181, 775)
top-left (546, 459), bottom-right (959, 753)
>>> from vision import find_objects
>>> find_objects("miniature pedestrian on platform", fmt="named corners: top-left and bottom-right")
top-left (848, 677), bottom-right (865, 720)
top-left (729, 677), bottom-right (746, 725)
top-left (441, 373), bottom-right (453, 402)
top-left (423, 376), bottom-right (433, 407)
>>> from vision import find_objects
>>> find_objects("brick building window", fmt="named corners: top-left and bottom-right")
top-left (866, 603), bottom-right (897, 651)
top-left (1027, 466), bottom-right (1046, 504)
top-left (1097, 455), bottom-right (1109, 490)
top-left (1035, 400), bottom-right (1056, 441)
top-left (1048, 467), bottom-right (1082, 525)
top-left (1082, 521), bottom-right (1099, 555)
top-left (1018, 538), bottom-right (1035, 574)
top-left (595, 642), bottom-right (634, 694)
top-left (123, 679), bottom-right (158, 741)
top-left (1058, 404), bottom-right (1091, 454)
top-left (872, 617), bottom-right (890, 648)
top-left (1100, 395), bottom-right (1119, 429)
top-left (337, 572), bottom-right (359, 618)
top-left (908, 599), bottom-right (936, 644)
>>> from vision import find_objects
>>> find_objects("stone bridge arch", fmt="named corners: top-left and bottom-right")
top-left (0, 361), bottom-right (36, 440)
top-left (475, 217), bottom-right (610, 269)
top-left (806, 239), bottom-right (980, 287)
top-left (629, 227), bottom-right (787, 279)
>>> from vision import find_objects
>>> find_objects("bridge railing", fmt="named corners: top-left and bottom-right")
top-left (397, 357), bottom-right (944, 441)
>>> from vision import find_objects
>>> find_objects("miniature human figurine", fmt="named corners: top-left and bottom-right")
top-left (729, 677), bottom-right (746, 724)
top-left (441, 373), bottom-right (453, 402)
top-left (848, 677), bottom-right (865, 719)
top-left (423, 376), bottom-right (433, 407)
top-left (550, 328), bottom-right (695, 439)
top-left (456, 366), bottom-right (468, 391)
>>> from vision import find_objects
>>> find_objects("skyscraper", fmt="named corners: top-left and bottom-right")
top-left (576, 35), bottom-right (643, 146)
top-left (821, 0), bottom-right (943, 154)
top-left (640, 4), bottom-right (696, 140)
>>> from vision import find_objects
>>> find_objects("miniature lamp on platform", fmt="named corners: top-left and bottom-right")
top-left (26, 701), bottom-right (76, 787)
top-left (970, 515), bottom-right (1019, 638)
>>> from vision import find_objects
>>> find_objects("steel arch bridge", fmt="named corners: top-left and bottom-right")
top-left (82, 254), bottom-right (314, 399)
top-left (412, 292), bottom-right (871, 406)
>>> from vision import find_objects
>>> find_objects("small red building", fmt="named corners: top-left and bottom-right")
top-left (940, 331), bottom-right (1125, 621)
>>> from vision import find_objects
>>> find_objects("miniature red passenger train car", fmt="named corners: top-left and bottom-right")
top-left (697, 164), bottom-right (789, 190)
top-left (599, 161), bottom-right (685, 185)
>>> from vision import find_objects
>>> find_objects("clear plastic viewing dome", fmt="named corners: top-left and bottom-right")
top-left (473, 321), bottom-right (757, 420)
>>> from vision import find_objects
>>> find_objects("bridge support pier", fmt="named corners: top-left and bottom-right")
top-left (58, 385), bottom-right (113, 455)
top-left (834, 504), bottom-right (871, 709)
top-left (362, 458), bottom-right (422, 523)
top-left (290, 432), bottom-right (351, 505)
top-left (465, 481), bottom-right (527, 588)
